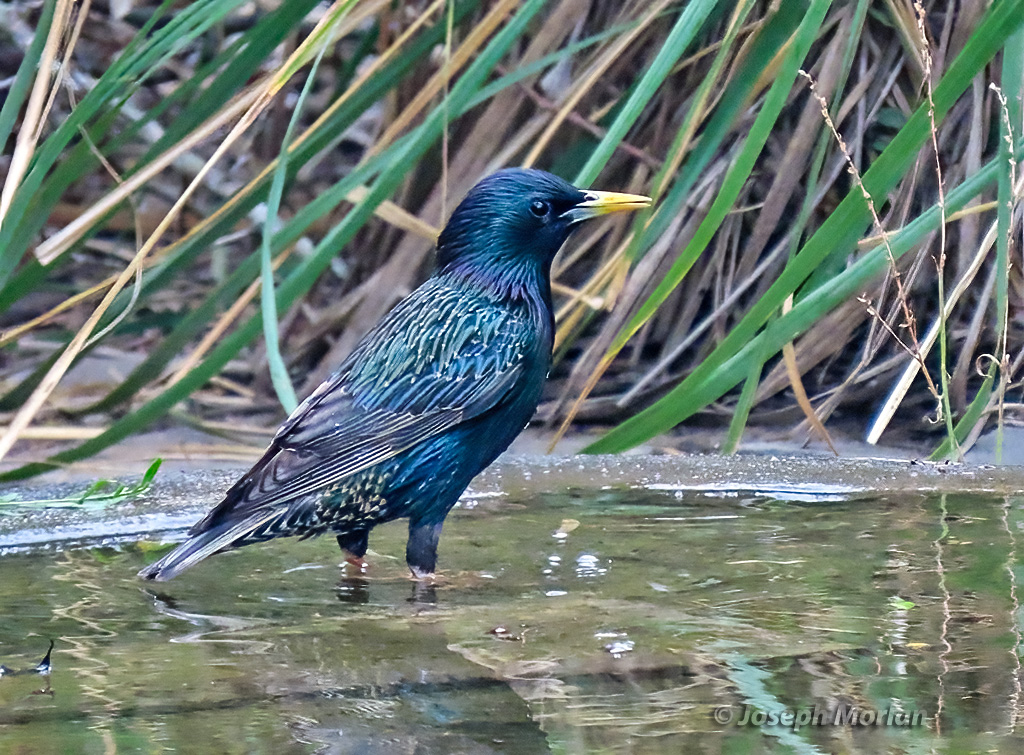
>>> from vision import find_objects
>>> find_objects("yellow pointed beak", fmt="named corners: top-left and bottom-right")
top-left (565, 189), bottom-right (651, 222)
top-left (563, 189), bottom-right (652, 223)
top-left (579, 189), bottom-right (653, 214)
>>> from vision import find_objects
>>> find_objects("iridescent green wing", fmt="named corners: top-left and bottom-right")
top-left (197, 278), bottom-right (531, 526)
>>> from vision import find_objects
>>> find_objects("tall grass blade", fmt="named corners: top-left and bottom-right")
top-left (0, 0), bottom-right (547, 481)
top-left (572, 0), bottom-right (719, 187)
top-left (586, 130), bottom-right (1024, 454)
top-left (260, 31), bottom-right (339, 413)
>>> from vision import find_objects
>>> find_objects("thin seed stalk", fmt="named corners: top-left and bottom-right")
top-left (935, 262), bottom-right (959, 459)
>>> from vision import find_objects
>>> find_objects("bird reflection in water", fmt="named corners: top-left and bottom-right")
top-left (0, 639), bottom-right (55, 697)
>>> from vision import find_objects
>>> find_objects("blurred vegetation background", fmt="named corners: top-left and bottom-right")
top-left (0, 0), bottom-right (1023, 480)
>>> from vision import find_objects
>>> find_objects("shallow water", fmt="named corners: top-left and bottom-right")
top-left (2, 482), bottom-right (1024, 753)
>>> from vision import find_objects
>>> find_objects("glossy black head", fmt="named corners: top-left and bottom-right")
top-left (436, 169), bottom-right (588, 273)
top-left (435, 169), bottom-right (650, 298)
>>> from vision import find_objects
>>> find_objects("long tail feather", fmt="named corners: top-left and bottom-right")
top-left (138, 509), bottom-right (283, 581)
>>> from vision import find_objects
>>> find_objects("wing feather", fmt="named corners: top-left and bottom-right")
top-left (194, 277), bottom-right (533, 531)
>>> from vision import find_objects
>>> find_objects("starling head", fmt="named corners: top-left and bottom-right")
top-left (436, 168), bottom-right (650, 280)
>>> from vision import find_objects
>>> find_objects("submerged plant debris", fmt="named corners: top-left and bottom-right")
top-left (0, 459), bottom-right (162, 513)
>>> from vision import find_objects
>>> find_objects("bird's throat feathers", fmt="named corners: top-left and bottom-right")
top-left (433, 168), bottom-right (597, 305)
top-left (439, 250), bottom-right (553, 306)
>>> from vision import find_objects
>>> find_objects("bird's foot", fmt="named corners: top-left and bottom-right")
top-left (408, 564), bottom-right (437, 581)
top-left (343, 554), bottom-right (368, 574)
top-left (411, 568), bottom-right (495, 589)
top-left (407, 567), bottom-right (488, 589)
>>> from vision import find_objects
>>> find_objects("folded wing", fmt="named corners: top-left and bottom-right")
top-left (192, 279), bottom-right (530, 533)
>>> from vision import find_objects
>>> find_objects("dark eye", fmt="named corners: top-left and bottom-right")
top-left (530, 200), bottom-right (550, 218)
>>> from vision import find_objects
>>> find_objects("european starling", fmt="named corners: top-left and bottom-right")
top-left (138, 169), bottom-right (650, 581)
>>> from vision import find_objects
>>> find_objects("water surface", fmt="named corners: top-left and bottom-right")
top-left (2, 481), bottom-right (1023, 753)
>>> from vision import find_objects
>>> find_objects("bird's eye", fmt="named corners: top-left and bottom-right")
top-left (530, 200), bottom-right (550, 218)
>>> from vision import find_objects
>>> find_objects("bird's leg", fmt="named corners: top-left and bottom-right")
top-left (406, 520), bottom-right (443, 579)
top-left (336, 530), bottom-right (369, 573)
